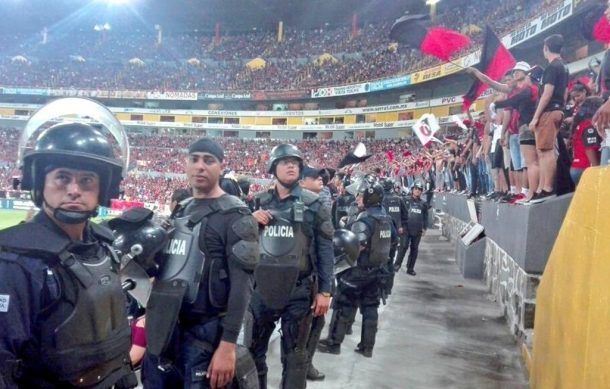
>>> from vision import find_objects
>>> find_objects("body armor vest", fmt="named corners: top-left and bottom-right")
top-left (406, 197), bottom-right (426, 233)
top-left (357, 212), bottom-right (392, 269)
top-left (335, 194), bottom-right (355, 226)
top-left (157, 216), bottom-right (205, 304)
top-left (255, 207), bottom-right (311, 310)
top-left (33, 247), bottom-right (133, 387)
top-left (382, 193), bottom-right (402, 228)
top-left (0, 220), bottom-right (133, 388)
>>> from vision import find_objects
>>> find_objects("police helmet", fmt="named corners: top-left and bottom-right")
top-left (267, 144), bottom-right (304, 176)
top-left (333, 228), bottom-right (360, 271)
top-left (108, 208), bottom-right (169, 275)
top-left (412, 181), bottom-right (424, 191)
top-left (22, 123), bottom-right (123, 207)
top-left (18, 98), bottom-right (129, 208)
top-left (381, 178), bottom-right (395, 192)
top-left (363, 181), bottom-right (384, 207)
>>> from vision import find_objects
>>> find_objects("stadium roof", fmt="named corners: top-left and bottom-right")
top-left (0, 0), bottom-right (433, 34)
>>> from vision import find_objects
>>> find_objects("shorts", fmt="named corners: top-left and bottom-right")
top-left (491, 144), bottom-right (504, 169)
top-left (519, 124), bottom-right (536, 145)
top-left (509, 134), bottom-right (525, 170)
top-left (535, 111), bottom-right (564, 151)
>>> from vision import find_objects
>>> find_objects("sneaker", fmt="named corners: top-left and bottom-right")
top-left (528, 190), bottom-right (556, 204)
top-left (508, 193), bottom-right (526, 204)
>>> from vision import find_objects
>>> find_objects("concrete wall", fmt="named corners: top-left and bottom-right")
top-left (434, 193), bottom-right (568, 346)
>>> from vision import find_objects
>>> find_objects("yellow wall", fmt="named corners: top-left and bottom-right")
top-left (239, 117), bottom-right (256, 125)
top-left (174, 115), bottom-right (190, 123)
top-left (0, 108), bottom-right (14, 116)
top-left (343, 115), bottom-right (356, 124)
top-left (531, 167), bottom-right (610, 388)
top-left (287, 117), bottom-right (303, 125)
top-left (143, 114), bottom-right (161, 122)
top-left (255, 117), bottom-right (273, 125)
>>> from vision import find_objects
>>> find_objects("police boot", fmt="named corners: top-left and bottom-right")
top-left (318, 314), bottom-right (351, 355)
top-left (317, 338), bottom-right (341, 355)
top-left (306, 364), bottom-right (325, 381)
top-left (354, 319), bottom-right (377, 358)
top-left (281, 350), bottom-right (308, 389)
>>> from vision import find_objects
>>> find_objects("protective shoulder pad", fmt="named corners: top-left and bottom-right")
top-left (0, 222), bottom-right (70, 256)
top-left (255, 191), bottom-right (273, 207)
top-left (351, 220), bottom-right (370, 244)
top-left (106, 207), bottom-right (154, 229)
top-left (90, 222), bottom-right (116, 244)
top-left (217, 194), bottom-right (249, 213)
top-left (301, 189), bottom-right (320, 206)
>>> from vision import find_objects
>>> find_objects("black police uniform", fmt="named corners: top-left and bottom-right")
top-left (400, 195), bottom-right (429, 274)
top-left (249, 186), bottom-right (334, 389)
top-left (0, 211), bottom-right (136, 389)
top-left (332, 192), bottom-right (355, 228)
top-left (319, 205), bottom-right (397, 357)
top-left (142, 194), bottom-right (259, 389)
top-left (381, 188), bottom-right (409, 271)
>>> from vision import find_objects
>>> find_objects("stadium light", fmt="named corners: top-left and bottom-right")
top-left (425, 0), bottom-right (440, 4)
top-left (105, 0), bottom-right (131, 4)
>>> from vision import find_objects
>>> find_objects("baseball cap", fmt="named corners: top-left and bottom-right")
top-left (303, 166), bottom-right (323, 179)
top-left (512, 61), bottom-right (531, 73)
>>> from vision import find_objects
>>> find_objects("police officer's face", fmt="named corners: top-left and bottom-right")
top-left (275, 157), bottom-right (300, 185)
top-left (301, 176), bottom-right (323, 193)
top-left (43, 168), bottom-right (100, 212)
top-left (186, 152), bottom-right (222, 193)
top-left (356, 193), bottom-right (364, 209)
top-left (413, 188), bottom-right (422, 198)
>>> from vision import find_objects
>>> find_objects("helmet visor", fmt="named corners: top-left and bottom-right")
top-left (18, 97), bottom-right (129, 175)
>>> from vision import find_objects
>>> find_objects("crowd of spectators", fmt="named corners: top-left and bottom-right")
top-left (0, 0), bottom-right (564, 92)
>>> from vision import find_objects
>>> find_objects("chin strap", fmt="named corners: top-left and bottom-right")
top-left (44, 200), bottom-right (98, 225)
top-left (276, 177), bottom-right (299, 190)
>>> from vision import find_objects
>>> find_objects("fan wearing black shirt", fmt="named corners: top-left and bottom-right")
top-left (528, 34), bottom-right (569, 203)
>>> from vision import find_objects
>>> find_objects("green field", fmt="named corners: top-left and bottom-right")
top-left (0, 209), bottom-right (112, 230)
top-left (0, 209), bottom-right (28, 229)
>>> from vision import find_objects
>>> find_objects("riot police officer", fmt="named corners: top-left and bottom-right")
top-left (380, 178), bottom-right (409, 293)
top-left (0, 98), bottom-right (136, 388)
top-left (394, 182), bottom-right (429, 276)
top-left (142, 138), bottom-right (259, 389)
top-left (318, 178), bottom-right (397, 358)
top-left (332, 177), bottom-right (355, 228)
top-left (249, 144), bottom-right (334, 389)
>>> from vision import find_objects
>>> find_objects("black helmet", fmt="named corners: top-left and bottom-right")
top-left (381, 178), bottom-right (395, 192)
top-left (363, 181), bottom-right (384, 207)
top-left (412, 181), bottom-right (424, 191)
top-left (333, 228), bottom-right (359, 272)
top-left (21, 122), bottom-right (123, 207)
top-left (267, 144), bottom-right (304, 175)
top-left (108, 208), bottom-right (169, 275)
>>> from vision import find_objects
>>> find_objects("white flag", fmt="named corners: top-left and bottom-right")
top-left (412, 113), bottom-right (441, 145)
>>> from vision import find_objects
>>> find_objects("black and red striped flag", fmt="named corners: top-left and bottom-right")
top-left (463, 26), bottom-right (515, 111)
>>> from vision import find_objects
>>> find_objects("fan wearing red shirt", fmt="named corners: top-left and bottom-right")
top-left (571, 97), bottom-right (603, 186)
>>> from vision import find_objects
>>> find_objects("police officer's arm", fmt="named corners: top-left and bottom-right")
top-left (0, 260), bottom-right (43, 388)
top-left (422, 203), bottom-right (429, 233)
top-left (206, 210), bottom-right (258, 388)
top-left (314, 203), bottom-right (335, 296)
top-left (399, 198), bottom-right (409, 232)
top-left (220, 211), bottom-right (258, 343)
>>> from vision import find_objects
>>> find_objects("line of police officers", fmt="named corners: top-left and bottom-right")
top-left (0, 98), bottom-right (428, 389)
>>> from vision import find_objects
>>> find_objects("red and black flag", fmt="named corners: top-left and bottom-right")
top-left (462, 25), bottom-right (515, 111)
top-left (390, 14), bottom-right (471, 62)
